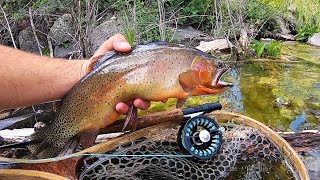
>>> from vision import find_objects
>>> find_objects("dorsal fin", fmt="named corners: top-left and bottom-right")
top-left (92, 50), bottom-right (117, 70)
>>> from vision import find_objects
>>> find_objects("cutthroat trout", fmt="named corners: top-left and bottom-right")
top-left (27, 42), bottom-right (232, 158)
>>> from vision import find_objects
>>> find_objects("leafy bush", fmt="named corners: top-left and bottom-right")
top-left (249, 39), bottom-right (281, 59)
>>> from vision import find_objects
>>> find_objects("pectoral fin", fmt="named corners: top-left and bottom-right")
top-left (189, 85), bottom-right (225, 96)
top-left (178, 70), bottom-right (200, 92)
top-left (176, 98), bottom-right (187, 109)
top-left (122, 105), bottom-right (138, 131)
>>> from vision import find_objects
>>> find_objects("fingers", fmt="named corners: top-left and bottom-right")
top-left (161, 99), bottom-right (168, 103)
top-left (115, 102), bottom-right (130, 115)
top-left (112, 34), bottom-right (131, 53)
top-left (92, 34), bottom-right (131, 59)
top-left (133, 99), bottom-right (151, 110)
top-left (116, 99), bottom-right (151, 115)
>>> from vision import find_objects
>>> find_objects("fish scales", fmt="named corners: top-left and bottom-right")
top-left (28, 43), bottom-right (231, 158)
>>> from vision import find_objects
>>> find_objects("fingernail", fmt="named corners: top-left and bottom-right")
top-left (117, 41), bottom-right (131, 49)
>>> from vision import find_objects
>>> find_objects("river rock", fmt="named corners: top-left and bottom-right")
top-left (307, 33), bottom-right (320, 47)
top-left (54, 43), bottom-right (81, 58)
top-left (170, 26), bottom-right (214, 46)
top-left (276, 33), bottom-right (295, 40)
top-left (196, 39), bottom-right (233, 52)
top-left (275, 16), bottom-right (291, 34)
top-left (18, 27), bottom-right (45, 54)
top-left (88, 19), bottom-right (121, 55)
top-left (49, 14), bottom-right (74, 46)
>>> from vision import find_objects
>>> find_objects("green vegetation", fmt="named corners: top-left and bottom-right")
top-left (249, 39), bottom-right (282, 59)
top-left (1, 0), bottom-right (320, 46)
top-left (294, 0), bottom-right (320, 41)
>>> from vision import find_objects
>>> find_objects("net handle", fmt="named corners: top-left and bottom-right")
top-left (0, 169), bottom-right (68, 180)
top-left (210, 110), bottom-right (310, 180)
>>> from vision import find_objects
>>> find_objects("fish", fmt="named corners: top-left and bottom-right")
top-left (5, 42), bottom-right (233, 158)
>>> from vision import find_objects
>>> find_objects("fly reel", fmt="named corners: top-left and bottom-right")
top-left (178, 103), bottom-right (223, 159)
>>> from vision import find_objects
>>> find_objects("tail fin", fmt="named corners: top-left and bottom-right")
top-left (28, 127), bottom-right (81, 158)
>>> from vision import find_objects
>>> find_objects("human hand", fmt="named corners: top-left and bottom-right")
top-left (88, 34), bottom-right (151, 115)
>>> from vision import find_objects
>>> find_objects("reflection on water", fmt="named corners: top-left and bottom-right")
top-left (290, 112), bottom-right (308, 131)
top-left (226, 159), bottom-right (294, 179)
top-left (221, 69), bottom-right (244, 113)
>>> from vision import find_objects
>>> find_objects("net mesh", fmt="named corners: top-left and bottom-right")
top-left (79, 120), bottom-right (299, 180)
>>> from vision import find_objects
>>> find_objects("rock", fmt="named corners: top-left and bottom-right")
top-left (274, 97), bottom-right (289, 108)
top-left (88, 19), bottom-right (121, 54)
top-left (287, 4), bottom-right (297, 14)
top-left (49, 14), bottom-right (74, 46)
top-left (285, 13), bottom-right (298, 29)
top-left (54, 42), bottom-right (81, 58)
top-left (276, 33), bottom-right (295, 40)
top-left (196, 39), bottom-right (233, 53)
top-left (239, 29), bottom-right (250, 48)
top-left (283, 41), bottom-right (298, 46)
top-left (275, 16), bottom-right (291, 34)
top-left (170, 26), bottom-right (214, 46)
top-left (18, 27), bottom-right (45, 54)
top-left (307, 33), bottom-right (320, 47)
top-left (34, 122), bottom-right (46, 132)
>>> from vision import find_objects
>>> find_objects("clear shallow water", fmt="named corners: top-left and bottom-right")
top-left (220, 61), bottom-right (320, 131)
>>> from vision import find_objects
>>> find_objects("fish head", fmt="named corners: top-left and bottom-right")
top-left (191, 56), bottom-right (233, 90)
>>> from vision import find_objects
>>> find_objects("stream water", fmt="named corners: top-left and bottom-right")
top-left (221, 61), bottom-right (320, 131)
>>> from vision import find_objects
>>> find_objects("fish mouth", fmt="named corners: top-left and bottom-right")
top-left (212, 68), bottom-right (233, 88)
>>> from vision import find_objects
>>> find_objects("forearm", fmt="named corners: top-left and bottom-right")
top-left (0, 45), bottom-right (88, 110)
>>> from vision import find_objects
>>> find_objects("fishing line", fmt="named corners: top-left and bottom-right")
top-left (0, 154), bottom-right (193, 165)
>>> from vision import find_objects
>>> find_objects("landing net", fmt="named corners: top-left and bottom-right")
top-left (79, 115), bottom-right (302, 179)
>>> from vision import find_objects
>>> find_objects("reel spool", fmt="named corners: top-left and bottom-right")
top-left (178, 115), bottom-right (222, 159)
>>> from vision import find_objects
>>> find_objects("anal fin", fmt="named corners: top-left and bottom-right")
top-left (122, 105), bottom-right (138, 131)
top-left (57, 136), bottom-right (80, 157)
top-left (79, 129), bottom-right (100, 148)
